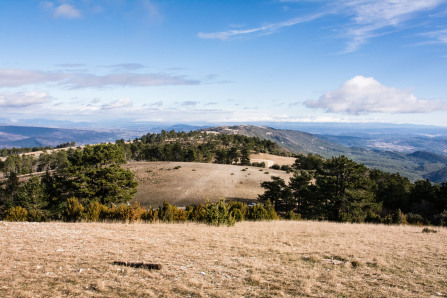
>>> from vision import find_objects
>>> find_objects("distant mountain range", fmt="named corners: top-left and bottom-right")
top-left (0, 126), bottom-right (140, 148)
top-left (204, 125), bottom-right (447, 183)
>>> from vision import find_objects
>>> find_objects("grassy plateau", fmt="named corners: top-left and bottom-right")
top-left (1, 221), bottom-right (446, 297)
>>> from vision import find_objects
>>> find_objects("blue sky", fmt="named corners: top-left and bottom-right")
top-left (1, 0), bottom-right (447, 126)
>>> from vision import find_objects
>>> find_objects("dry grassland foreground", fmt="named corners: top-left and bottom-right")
top-left (1, 221), bottom-right (446, 297)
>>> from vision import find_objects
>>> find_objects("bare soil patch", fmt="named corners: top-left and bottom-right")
top-left (1, 221), bottom-right (445, 297)
top-left (123, 161), bottom-right (293, 207)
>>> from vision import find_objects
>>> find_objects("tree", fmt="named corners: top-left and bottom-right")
top-left (316, 156), bottom-right (380, 222)
top-left (288, 170), bottom-right (312, 214)
top-left (259, 176), bottom-right (294, 212)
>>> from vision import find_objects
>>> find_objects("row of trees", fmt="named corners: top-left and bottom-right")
top-left (260, 154), bottom-right (447, 225)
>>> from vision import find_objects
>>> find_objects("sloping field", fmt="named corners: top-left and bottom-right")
top-left (123, 161), bottom-right (293, 207)
top-left (1, 221), bottom-right (445, 297)
top-left (250, 153), bottom-right (296, 167)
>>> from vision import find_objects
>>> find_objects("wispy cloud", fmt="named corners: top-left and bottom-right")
top-left (339, 0), bottom-right (445, 52)
top-left (198, 0), bottom-right (446, 52)
top-left (0, 68), bottom-right (200, 88)
top-left (423, 29), bottom-right (447, 44)
top-left (181, 100), bottom-right (199, 107)
top-left (305, 75), bottom-right (447, 114)
top-left (101, 98), bottom-right (132, 110)
top-left (198, 12), bottom-right (326, 40)
top-left (0, 91), bottom-right (50, 107)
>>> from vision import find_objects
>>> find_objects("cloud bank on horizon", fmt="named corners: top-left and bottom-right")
top-left (0, 0), bottom-right (446, 126)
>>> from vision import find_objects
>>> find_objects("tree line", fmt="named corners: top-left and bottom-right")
top-left (260, 153), bottom-right (447, 225)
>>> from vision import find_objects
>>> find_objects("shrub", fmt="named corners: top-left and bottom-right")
top-left (422, 227), bottom-right (438, 233)
top-left (4, 206), bottom-right (28, 222)
top-left (129, 202), bottom-right (146, 222)
top-left (392, 209), bottom-right (407, 225)
top-left (141, 207), bottom-right (159, 223)
top-left (187, 203), bottom-right (207, 222)
top-left (432, 210), bottom-right (447, 226)
top-left (285, 210), bottom-right (301, 220)
top-left (27, 209), bottom-right (47, 222)
top-left (82, 200), bottom-right (102, 222)
top-left (270, 164), bottom-right (280, 170)
top-left (406, 213), bottom-right (425, 225)
top-left (64, 197), bottom-right (84, 222)
top-left (233, 209), bottom-right (244, 222)
top-left (158, 201), bottom-right (177, 222)
top-left (246, 201), bottom-right (278, 221)
top-left (364, 211), bottom-right (382, 223)
top-left (204, 199), bottom-right (235, 226)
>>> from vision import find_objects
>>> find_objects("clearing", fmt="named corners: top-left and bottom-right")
top-left (123, 161), bottom-right (293, 207)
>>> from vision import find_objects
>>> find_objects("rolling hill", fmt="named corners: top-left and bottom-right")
top-left (204, 125), bottom-right (447, 182)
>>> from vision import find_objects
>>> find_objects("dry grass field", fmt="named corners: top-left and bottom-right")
top-left (250, 153), bottom-right (296, 167)
top-left (123, 161), bottom-right (293, 208)
top-left (1, 220), bottom-right (445, 297)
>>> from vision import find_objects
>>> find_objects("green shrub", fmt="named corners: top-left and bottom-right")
top-left (285, 210), bottom-right (301, 220)
top-left (432, 210), bottom-right (447, 226)
top-left (27, 209), bottom-right (47, 222)
top-left (204, 199), bottom-right (235, 226)
top-left (4, 206), bottom-right (28, 222)
top-left (187, 203), bottom-right (207, 222)
top-left (392, 209), bottom-right (407, 225)
top-left (406, 213), bottom-right (425, 225)
top-left (141, 207), bottom-right (159, 223)
top-left (64, 197), bottom-right (84, 222)
top-left (364, 211), bottom-right (382, 223)
top-left (233, 209), bottom-right (244, 222)
top-left (82, 200), bottom-right (102, 222)
top-left (270, 164), bottom-right (280, 170)
top-left (158, 201), bottom-right (177, 222)
top-left (246, 201), bottom-right (278, 221)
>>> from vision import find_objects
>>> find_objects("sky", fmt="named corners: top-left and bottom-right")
top-left (1, 0), bottom-right (447, 127)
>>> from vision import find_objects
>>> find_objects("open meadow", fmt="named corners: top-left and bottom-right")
top-left (1, 220), bottom-right (446, 297)
top-left (124, 161), bottom-right (293, 207)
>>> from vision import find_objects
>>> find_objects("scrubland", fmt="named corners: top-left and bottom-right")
top-left (1, 220), bottom-right (446, 297)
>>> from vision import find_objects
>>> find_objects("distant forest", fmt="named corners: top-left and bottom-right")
top-left (0, 130), bottom-right (446, 225)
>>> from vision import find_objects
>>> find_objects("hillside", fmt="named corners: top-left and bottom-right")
top-left (1, 221), bottom-right (445, 297)
top-left (424, 167), bottom-right (447, 183)
top-left (0, 126), bottom-right (139, 148)
top-left (204, 125), bottom-right (447, 181)
top-left (123, 161), bottom-right (293, 208)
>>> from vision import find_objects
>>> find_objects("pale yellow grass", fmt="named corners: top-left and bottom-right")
top-left (123, 161), bottom-right (292, 207)
top-left (1, 221), bottom-right (445, 297)
top-left (250, 153), bottom-right (296, 168)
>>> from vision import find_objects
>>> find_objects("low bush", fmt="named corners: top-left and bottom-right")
top-left (4, 206), bottom-right (28, 222)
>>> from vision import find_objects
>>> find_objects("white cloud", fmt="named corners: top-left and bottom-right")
top-left (423, 29), bottom-right (447, 44)
top-left (0, 68), bottom-right (67, 87)
top-left (101, 98), bottom-right (133, 110)
top-left (198, 13), bottom-right (325, 40)
top-left (0, 91), bottom-right (50, 107)
top-left (66, 73), bottom-right (199, 88)
top-left (0, 68), bottom-right (200, 88)
top-left (54, 4), bottom-right (82, 19)
top-left (340, 0), bottom-right (444, 52)
top-left (305, 75), bottom-right (447, 114)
